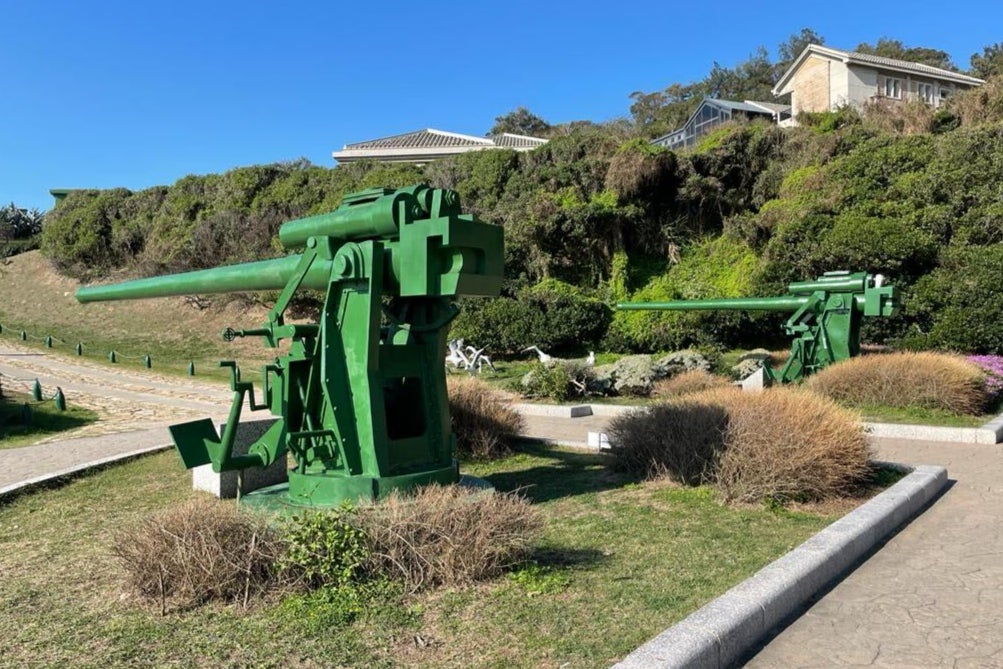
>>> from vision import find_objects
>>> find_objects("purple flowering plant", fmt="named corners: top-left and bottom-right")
top-left (967, 355), bottom-right (1003, 401)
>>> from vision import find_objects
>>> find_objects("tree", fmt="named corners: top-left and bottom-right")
top-left (970, 42), bottom-right (1003, 79)
top-left (777, 28), bottom-right (825, 70)
top-left (0, 202), bottom-right (44, 239)
top-left (855, 38), bottom-right (957, 71)
top-left (489, 107), bottom-right (552, 137)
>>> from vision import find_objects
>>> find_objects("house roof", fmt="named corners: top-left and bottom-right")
top-left (773, 44), bottom-right (985, 96)
top-left (333, 128), bottom-right (548, 163)
top-left (650, 98), bottom-right (791, 146)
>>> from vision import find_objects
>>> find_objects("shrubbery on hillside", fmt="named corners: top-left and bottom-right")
top-left (39, 110), bottom-right (1003, 354)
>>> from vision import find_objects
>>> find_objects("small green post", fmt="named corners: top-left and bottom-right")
top-left (21, 403), bottom-right (31, 427)
top-left (44, 336), bottom-right (53, 348)
top-left (143, 355), bottom-right (152, 369)
top-left (109, 351), bottom-right (117, 363)
top-left (187, 361), bottom-right (195, 376)
top-left (20, 330), bottom-right (27, 341)
top-left (54, 387), bottom-right (66, 411)
top-left (75, 342), bottom-right (83, 356)
top-left (0, 323), bottom-right (4, 334)
top-left (32, 379), bottom-right (42, 401)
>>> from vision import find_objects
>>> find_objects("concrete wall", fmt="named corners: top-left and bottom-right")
top-left (789, 55), bottom-right (831, 113)
top-left (846, 64), bottom-right (876, 108)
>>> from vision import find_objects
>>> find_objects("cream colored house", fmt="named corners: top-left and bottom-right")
top-left (772, 44), bottom-right (984, 124)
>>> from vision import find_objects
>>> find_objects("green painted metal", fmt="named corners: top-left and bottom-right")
top-left (76, 184), bottom-right (504, 507)
top-left (617, 271), bottom-right (898, 383)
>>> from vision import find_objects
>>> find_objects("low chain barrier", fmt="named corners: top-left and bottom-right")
top-left (0, 322), bottom-right (199, 376)
top-left (0, 371), bottom-right (67, 427)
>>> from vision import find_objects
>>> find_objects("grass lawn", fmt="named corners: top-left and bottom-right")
top-left (0, 392), bottom-right (99, 450)
top-left (0, 444), bottom-right (839, 669)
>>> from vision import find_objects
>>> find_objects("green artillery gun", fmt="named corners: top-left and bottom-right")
top-left (617, 271), bottom-right (898, 383)
top-left (77, 184), bottom-right (503, 507)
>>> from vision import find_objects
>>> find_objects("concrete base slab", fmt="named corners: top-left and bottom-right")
top-left (192, 419), bottom-right (288, 498)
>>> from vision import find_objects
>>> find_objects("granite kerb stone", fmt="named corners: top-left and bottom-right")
top-left (610, 461), bottom-right (948, 669)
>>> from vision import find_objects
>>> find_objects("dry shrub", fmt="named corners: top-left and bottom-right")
top-left (862, 99), bottom-right (935, 135)
top-left (608, 387), bottom-right (871, 504)
top-left (653, 368), bottom-right (732, 398)
top-left (607, 397), bottom-right (730, 484)
top-left (112, 498), bottom-right (284, 612)
top-left (805, 352), bottom-right (988, 415)
top-left (356, 485), bottom-right (542, 592)
top-left (710, 388), bottom-right (871, 504)
top-left (448, 377), bottom-right (524, 459)
top-left (948, 75), bottom-right (1003, 127)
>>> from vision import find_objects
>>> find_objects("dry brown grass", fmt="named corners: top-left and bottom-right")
top-left (862, 98), bottom-right (936, 135)
top-left (608, 387), bottom-right (871, 504)
top-left (710, 388), bottom-right (871, 504)
top-left (111, 497), bottom-right (284, 613)
top-left (448, 376), bottom-right (524, 459)
top-left (653, 368), bottom-right (733, 398)
top-left (356, 485), bottom-right (542, 592)
top-left (805, 351), bottom-right (988, 415)
top-left (607, 400), bottom-right (729, 484)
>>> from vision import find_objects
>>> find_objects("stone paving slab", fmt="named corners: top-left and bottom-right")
top-left (744, 438), bottom-right (1003, 669)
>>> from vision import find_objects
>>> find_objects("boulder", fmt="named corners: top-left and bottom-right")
top-left (610, 354), bottom-right (655, 396)
top-left (655, 350), bottom-right (711, 378)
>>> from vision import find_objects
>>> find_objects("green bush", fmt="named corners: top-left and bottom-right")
top-left (278, 506), bottom-right (370, 588)
top-left (41, 188), bottom-right (135, 276)
top-left (605, 236), bottom-right (761, 352)
top-left (451, 279), bottom-right (611, 355)
top-left (906, 245), bottom-right (1003, 353)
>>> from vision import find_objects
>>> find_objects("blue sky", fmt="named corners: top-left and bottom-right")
top-left (2, 0), bottom-right (1001, 212)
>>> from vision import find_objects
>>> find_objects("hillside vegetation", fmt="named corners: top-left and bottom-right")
top-left (39, 78), bottom-right (1003, 357)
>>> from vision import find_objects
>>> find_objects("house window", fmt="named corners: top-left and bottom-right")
top-left (881, 76), bottom-right (902, 99)
top-left (917, 83), bottom-right (934, 104)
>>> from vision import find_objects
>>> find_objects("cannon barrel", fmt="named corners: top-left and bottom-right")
top-left (75, 254), bottom-right (334, 303)
top-left (277, 183), bottom-right (462, 250)
top-left (617, 296), bottom-right (809, 312)
top-left (278, 188), bottom-right (407, 250)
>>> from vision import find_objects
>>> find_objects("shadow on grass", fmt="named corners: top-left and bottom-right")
top-left (479, 439), bottom-right (636, 504)
top-left (0, 409), bottom-right (93, 439)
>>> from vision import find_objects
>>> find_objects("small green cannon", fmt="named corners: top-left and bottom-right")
top-left (617, 271), bottom-right (898, 383)
top-left (77, 184), bottom-right (503, 507)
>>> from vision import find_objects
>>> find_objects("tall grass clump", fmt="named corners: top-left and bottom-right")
top-left (713, 388), bottom-right (871, 504)
top-left (448, 376), bottom-right (524, 459)
top-left (653, 368), bottom-right (733, 398)
top-left (355, 485), bottom-right (542, 592)
top-left (608, 387), bottom-right (871, 504)
top-left (805, 352), bottom-right (989, 415)
top-left (607, 401), bottom-right (728, 484)
top-left (112, 498), bottom-right (284, 613)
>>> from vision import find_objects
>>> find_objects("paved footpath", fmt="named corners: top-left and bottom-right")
top-left (0, 342), bottom-right (232, 490)
top-left (4, 344), bottom-right (1003, 667)
top-left (746, 438), bottom-right (1003, 669)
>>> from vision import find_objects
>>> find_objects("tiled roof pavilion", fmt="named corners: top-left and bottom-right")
top-left (332, 128), bottom-right (548, 164)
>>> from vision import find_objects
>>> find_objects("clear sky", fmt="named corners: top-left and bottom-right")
top-left (2, 0), bottom-right (1000, 212)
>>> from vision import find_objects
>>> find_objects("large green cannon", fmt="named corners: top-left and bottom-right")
top-left (617, 271), bottom-right (898, 383)
top-left (77, 184), bottom-right (503, 507)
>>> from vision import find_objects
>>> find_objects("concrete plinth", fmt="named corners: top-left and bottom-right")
top-left (192, 419), bottom-right (288, 498)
